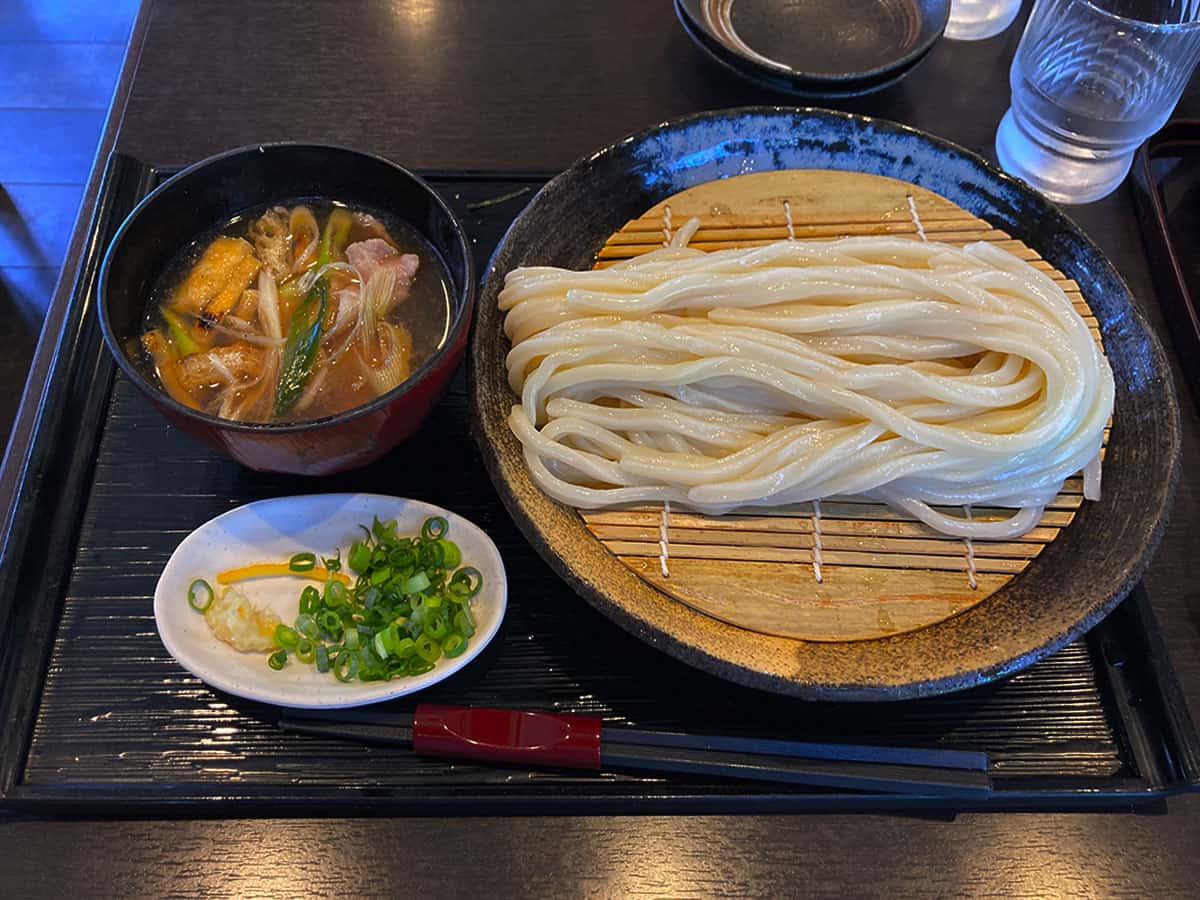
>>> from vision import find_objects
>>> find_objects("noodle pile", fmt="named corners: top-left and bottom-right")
top-left (498, 230), bottom-right (1114, 539)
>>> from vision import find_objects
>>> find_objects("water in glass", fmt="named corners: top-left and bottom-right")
top-left (996, 0), bottom-right (1200, 203)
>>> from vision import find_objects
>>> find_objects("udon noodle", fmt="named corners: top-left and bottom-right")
top-left (498, 229), bottom-right (1114, 540)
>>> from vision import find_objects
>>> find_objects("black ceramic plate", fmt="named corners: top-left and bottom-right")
top-left (674, 0), bottom-right (934, 99)
top-left (676, 0), bottom-right (948, 95)
top-left (469, 108), bottom-right (1181, 701)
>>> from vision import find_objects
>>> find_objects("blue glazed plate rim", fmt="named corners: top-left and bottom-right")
top-left (469, 106), bottom-right (1180, 701)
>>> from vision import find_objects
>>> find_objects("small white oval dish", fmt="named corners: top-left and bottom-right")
top-left (155, 493), bottom-right (507, 709)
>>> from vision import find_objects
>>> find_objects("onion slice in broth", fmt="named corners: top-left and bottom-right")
top-left (224, 270), bottom-right (284, 422)
top-left (352, 267), bottom-right (412, 394)
top-left (362, 322), bottom-right (413, 395)
top-left (257, 269), bottom-right (283, 340)
top-left (299, 261), bottom-right (357, 295)
top-left (357, 267), bottom-right (396, 350)
top-left (289, 206), bottom-right (320, 273)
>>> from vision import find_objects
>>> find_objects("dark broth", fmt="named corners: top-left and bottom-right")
top-left (141, 199), bottom-right (452, 424)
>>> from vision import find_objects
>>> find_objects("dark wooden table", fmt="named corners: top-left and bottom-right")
top-left (3, 1), bottom-right (1199, 896)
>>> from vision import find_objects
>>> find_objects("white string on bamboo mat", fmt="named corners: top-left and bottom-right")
top-left (908, 195), bottom-right (977, 588)
top-left (658, 500), bottom-right (672, 578)
top-left (906, 195), bottom-right (928, 242)
top-left (658, 205), bottom-right (674, 577)
top-left (963, 505), bottom-right (978, 590)
top-left (811, 498), bottom-right (824, 584)
top-left (785, 199), bottom-right (823, 584)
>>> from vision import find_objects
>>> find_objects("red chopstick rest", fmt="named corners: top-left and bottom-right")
top-left (413, 704), bottom-right (602, 770)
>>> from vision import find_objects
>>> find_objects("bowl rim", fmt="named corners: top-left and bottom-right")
top-left (97, 141), bottom-right (476, 434)
top-left (676, 0), bottom-right (950, 84)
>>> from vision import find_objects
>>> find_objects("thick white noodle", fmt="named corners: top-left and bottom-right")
top-left (499, 234), bottom-right (1114, 539)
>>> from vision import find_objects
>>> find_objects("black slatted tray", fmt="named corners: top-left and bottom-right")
top-left (0, 154), bottom-right (1197, 816)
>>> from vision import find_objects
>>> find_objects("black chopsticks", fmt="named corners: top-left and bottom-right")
top-left (278, 704), bottom-right (992, 798)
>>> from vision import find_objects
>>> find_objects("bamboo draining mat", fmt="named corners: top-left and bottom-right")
top-left (578, 169), bottom-right (1108, 642)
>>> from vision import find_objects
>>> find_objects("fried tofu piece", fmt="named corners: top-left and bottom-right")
top-left (141, 327), bottom-right (170, 361)
top-left (141, 328), bottom-right (201, 409)
top-left (236, 287), bottom-right (259, 321)
top-left (172, 236), bottom-right (261, 318)
top-left (176, 342), bottom-right (265, 393)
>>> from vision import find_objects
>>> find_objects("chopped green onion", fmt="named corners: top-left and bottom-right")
top-left (348, 541), bottom-right (372, 574)
top-left (295, 613), bottom-right (320, 640)
top-left (400, 571), bottom-right (430, 595)
top-left (318, 610), bottom-right (342, 635)
top-left (388, 546), bottom-right (415, 570)
top-left (264, 515), bottom-right (484, 685)
top-left (406, 657), bottom-right (434, 676)
top-left (437, 540), bottom-right (462, 568)
top-left (324, 579), bottom-right (348, 607)
top-left (419, 540), bottom-right (443, 569)
top-left (453, 610), bottom-right (476, 638)
top-left (372, 631), bottom-right (390, 659)
top-left (333, 651), bottom-right (358, 683)
top-left (299, 585), bottom-right (320, 614)
top-left (384, 623), bottom-right (402, 650)
top-left (422, 516), bottom-right (449, 540)
top-left (425, 615), bottom-right (449, 642)
top-left (268, 649), bottom-right (288, 670)
top-left (161, 306), bottom-right (202, 355)
top-left (371, 516), bottom-right (397, 542)
top-left (449, 567), bottom-right (483, 598)
top-left (289, 552), bottom-right (317, 572)
top-left (275, 277), bottom-right (329, 416)
top-left (318, 207), bottom-right (353, 267)
top-left (415, 635), bottom-right (441, 664)
top-left (187, 579), bottom-right (215, 612)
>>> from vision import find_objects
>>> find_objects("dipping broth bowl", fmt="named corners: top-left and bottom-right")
top-left (98, 143), bottom-right (474, 475)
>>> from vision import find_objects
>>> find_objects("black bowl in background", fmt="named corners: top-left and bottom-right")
top-left (675, 0), bottom-right (936, 98)
top-left (98, 142), bottom-right (475, 475)
top-left (676, 0), bottom-right (949, 95)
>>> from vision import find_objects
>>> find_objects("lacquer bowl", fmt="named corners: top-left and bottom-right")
top-left (98, 142), bottom-right (474, 475)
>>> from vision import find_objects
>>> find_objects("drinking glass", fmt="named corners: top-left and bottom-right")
top-left (995, 0), bottom-right (1200, 204)
top-left (945, 0), bottom-right (1022, 40)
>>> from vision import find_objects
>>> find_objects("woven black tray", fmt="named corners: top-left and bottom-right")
top-left (0, 154), bottom-right (1196, 816)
